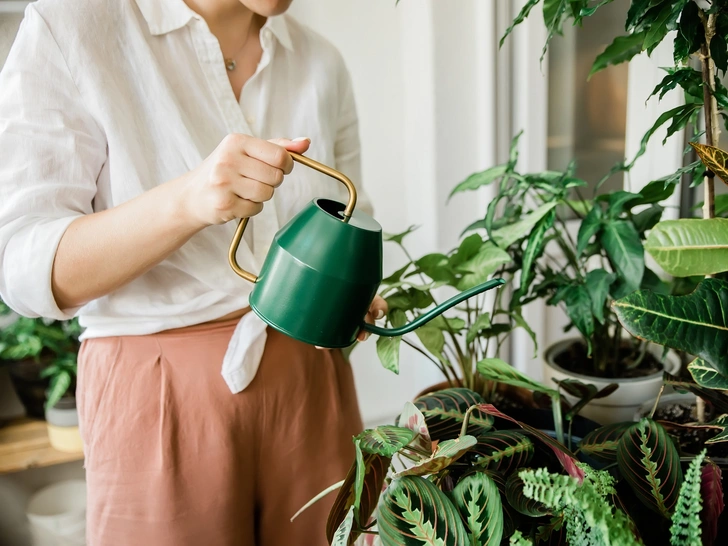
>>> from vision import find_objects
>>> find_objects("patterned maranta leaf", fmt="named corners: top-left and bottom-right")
top-left (451, 472), bottom-right (504, 546)
top-left (378, 476), bottom-right (468, 546)
top-left (414, 388), bottom-right (493, 441)
top-left (690, 142), bottom-right (728, 185)
top-left (505, 471), bottom-right (550, 518)
top-left (356, 425), bottom-right (417, 457)
top-left (396, 435), bottom-right (477, 478)
top-left (577, 422), bottom-right (631, 464)
top-left (617, 418), bottom-right (683, 519)
top-left (470, 431), bottom-right (534, 474)
top-left (396, 401), bottom-right (433, 455)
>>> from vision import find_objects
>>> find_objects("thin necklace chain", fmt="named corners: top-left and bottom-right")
top-left (224, 20), bottom-right (259, 72)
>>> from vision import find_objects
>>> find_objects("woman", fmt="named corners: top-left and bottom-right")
top-left (0, 0), bottom-right (385, 544)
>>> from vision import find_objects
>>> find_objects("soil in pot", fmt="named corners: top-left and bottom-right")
top-left (653, 401), bottom-right (728, 460)
top-left (554, 341), bottom-right (662, 379)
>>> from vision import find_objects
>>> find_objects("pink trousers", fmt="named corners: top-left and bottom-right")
top-left (76, 316), bottom-right (363, 545)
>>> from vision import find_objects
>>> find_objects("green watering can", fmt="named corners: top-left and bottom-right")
top-left (229, 153), bottom-right (505, 348)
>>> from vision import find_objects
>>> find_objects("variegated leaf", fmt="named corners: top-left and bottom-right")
top-left (397, 435), bottom-right (477, 478)
top-left (470, 431), bottom-right (534, 474)
top-left (451, 472), bottom-right (504, 546)
top-left (688, 358), bottom-right (728, 390)
top-left (397, 401), bottom-right (433, 454)
top-left (476, 404), bottom-right (584, 481)
top-left (327, 452), bottom-right (391, 544)
top-left (577, 422), bottom-right (631, 464)
top-left (664, 371), bottom-right (728, 414)
top-left (706, 415), bottom-right (728, 444)
top-left (378, 476), bottom-right (467, 546)
top-left (617, 418), bottom-right (683, 518)
top-left (415, 388), bottom-right (493, 441)
top-left (505, 472), bottom-right (550, 517)
top-left (356, 425), bottom-right (417, 457)
top-left (332, 506), bottom-right (355, 546)
top-left (690, 142), bottom-right (728, 185)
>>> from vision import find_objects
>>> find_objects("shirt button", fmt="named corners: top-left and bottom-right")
top-left (246, 115), bottom-right (256, 126)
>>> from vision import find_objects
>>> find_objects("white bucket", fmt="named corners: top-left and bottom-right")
top-left (26, 480), bottom-right (86, 546)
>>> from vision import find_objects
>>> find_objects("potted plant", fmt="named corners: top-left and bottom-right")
top-left (0, 299), bottom-right (82, 421)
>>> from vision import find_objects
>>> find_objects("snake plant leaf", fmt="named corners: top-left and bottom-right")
top-left (690, 142), bottom-right (728, 185)
top-left (378, 476), bottom-right (467, 546)
top-left (355, 426), bottom-right (417, 457)
top-left (397, 436), bottom-right (477, 478)
top-left (643, 218), bottom-right (728, 277)
top-left (613, 278), bottom-right (728, 375)
top-left (476, 404), bottom-right (584, 481)
top-left (688, 358), bottom-right (728, 390)
top-left (326, 452), bottom-right (391, 544)
top-left (664, 370), bottom-right (728, 414)
top-left (396, 401), bottom-right (433, 455)
top-left (700, 460), bottom-right (724, 546)
top-left (477, 358), bottom-right (558, 397)
top-left (470, 431), bottom-right (535, 474)
top-left (451, 472), bottom-right (504, 546)
top-left (617, 418), bottom-right (683, 518)
top-left (414, 388), bottom-right (493, 441)
top-left (577, 422), bottom-right (631, 464)
top-left (505, 472), bottom-right (551, 518)
top-left (491, 202), bottom-right (558, 250)
top-left (331, 506), bottom-right (355, 546)
top-left (601, 220), bottom-right (644, 291)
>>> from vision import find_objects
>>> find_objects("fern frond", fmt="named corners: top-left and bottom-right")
top-left (670, 450), bottom-right (706, 546)
top-left (519, 468), bottom-right (644, 546)
top-left (509, 529), bottom-right (533, 546)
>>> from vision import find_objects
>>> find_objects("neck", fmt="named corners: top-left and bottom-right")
top-left (184, 1), bottom-right (261, 40)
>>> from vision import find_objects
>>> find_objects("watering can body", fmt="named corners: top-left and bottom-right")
top-left (229, 153), bottom-right (505, 348)
top-left (249, 198), bottom-right (383, 348)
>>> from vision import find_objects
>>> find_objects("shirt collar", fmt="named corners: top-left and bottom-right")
top-left (135, 0), bottom-right (294, 52)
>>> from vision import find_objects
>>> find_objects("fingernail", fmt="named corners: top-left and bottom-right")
top-left (292, 136), bottom-right (311, 142)
top-left (375, 309), bottom-right (384, 320)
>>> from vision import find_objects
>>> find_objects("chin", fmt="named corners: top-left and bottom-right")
top-left (242, 0), bottom-right (294, 16)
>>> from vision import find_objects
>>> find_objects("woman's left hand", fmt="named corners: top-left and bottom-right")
top-left (358, 295), bottom-right (388, 342)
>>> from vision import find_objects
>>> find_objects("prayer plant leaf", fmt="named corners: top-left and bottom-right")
top-left (355, 426), bottom-right (417, 457)
top-left (396, 435), bottom-right (477, 478)
top-left (414, 388), bottom-right (493, 441)
top-left (469, 431), bottom-right (535, 474)
top-left (578, 422), bottom-right (631, 464)
top-left (451, 471), bottom-right (504, 546)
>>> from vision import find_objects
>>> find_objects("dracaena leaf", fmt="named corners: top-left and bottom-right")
top-left (614, 278), bottom-right (728, 376)
top-left (355, 426), bottom-right (417, 457)
top-left (451, 472), bottom-right (504, 546)
top-left (396, 436), bottom-right (477, 478)
top-left (470, 431), bottom-right (535, 474)
top-left (378, 476), bottom-right (467, 546)
top-left (644, 218), bottom-right (728, 277)
top-left (617, 418), bottom-right (683, 518)
top-left (578, 422), bottom-right (631, 464)
top-left (414, 388), bottom-right (493, 441)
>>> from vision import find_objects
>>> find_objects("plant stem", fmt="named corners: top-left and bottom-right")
top-left (649, 385), bottom-right (665, 420)
top-left (460, 404), bottom-right (478, 438)
top-left (551, 393), bottom-right (565, 445)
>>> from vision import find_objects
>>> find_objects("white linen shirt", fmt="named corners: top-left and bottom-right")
top-left (0, 0), bottom-right (370, 392)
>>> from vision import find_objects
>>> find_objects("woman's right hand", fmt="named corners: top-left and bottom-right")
top-left (178, 134), bottom-right (311, 229)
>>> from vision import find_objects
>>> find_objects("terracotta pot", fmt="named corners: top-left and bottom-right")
top-left (542, 338), bottom-right (681, 425)
top-left (5, 358), bottom-right (50, 419)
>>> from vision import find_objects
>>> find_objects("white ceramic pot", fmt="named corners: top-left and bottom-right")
top-left (634, 392), bottom-right (697, 422)
top-left (543, 339), bottom-right (681, 425)
top-left (45, 398), bottom-right (83, 454)
top-left (26, 480), bottom-right (86, 546)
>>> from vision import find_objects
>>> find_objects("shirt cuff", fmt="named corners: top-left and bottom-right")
top-left (2, 215), bottom-right (83, 320)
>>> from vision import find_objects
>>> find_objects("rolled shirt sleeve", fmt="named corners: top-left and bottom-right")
top-left (0, 6), bottom-right (106, 319)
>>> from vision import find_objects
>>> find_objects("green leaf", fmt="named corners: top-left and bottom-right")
top-left (477, 358), bottom-right (557, 397)
top-left (45, 370), bottom-right (71, 409)
top-left (451, 472), bottom-right (504, 546)
top-left (585, 269), bottom-right (616, 325)
top-left (415, 327), bottom-right (445, 359)
top-left (509, 309), bottom-right (538, 358)
top-left (376, 309), bottom-right (406, 374)
top-left (614, 279), bottom-right (728, 375)
top-left (577, 423), bottom-right (631, 464)
top-left (557, 379), bottom-right (618, 421)
top-left (711, 34), bottom-right (728, 74)
top-left (506, 472), bottom-right (551, 517)
top-left (637, 177), bottom-right (680, 205)
top-left (688, 358), bottom-right (728, 390)
top-left (577, 205), bottom-right (603, 256)
top-left (669, 449), bottom-right (705, 546)
top-left (519, 209), bottom-right (556, 296)
top-left (378, 476), bottom-right (467, 546)
top-left (466, 313), bottom-right (492, 344)
top-left (450, 234), bottom-right (483, 267)
top-left (590, 32), bottom-right (645, 78)
top-left (428, 315), bottom-right (466, 332)
top-left (450, 165), bottom-right (509, 198)
top-left (353, 440), bottom-right (365, 513)
top-left (491, 202), bottom-right (558, 250)
top-left (629, 103), bottom-right (703, 169)
top-left (561, 284), bottom-right (594, 352)
top-left (601, 220), bottom-right (644, 291)
top-left (617, 418), bottom-right (684, 518)
top-left (500, 0), bottom-right (541, 47)
top-left (396, 435), bottom-right (477, 477)
top-left (633, 204), bottom-right (664, 234)
top-left (603, 190), bottom-right (641, 218)
top-left (327, 452), bottom-right (391, 544)
top-left (397, 401), bottom-right (432, 454)
top-left (384, 225), bottom-right (418, 245)
top-left (383, 262), bottom-right (412, 284)
top-left (643, 0), bottom-right (682, 54)
top-left (673, 1), bottom-right (702, 63)
top-left (470, 431), bottom-right (535, 474)
top-left (415, 253), bottom-right (457, 283)
top-left (456, 241), bottom-right (512, 291)
top-left (356, 426), bottom-right (417, 457)
top-left (331, 506), bottom-right (355, 546)
top-left (645, 218), bottom-right (728, 276)
top-left (649, 68), bottom-right (702, 102)
top-left (664, 371), bottom-right (728, 414)
top-left (414, 388), bottom-right (493, 441)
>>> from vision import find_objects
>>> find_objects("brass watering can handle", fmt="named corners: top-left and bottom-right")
top-left (228, 153), bottom-right (358, 283)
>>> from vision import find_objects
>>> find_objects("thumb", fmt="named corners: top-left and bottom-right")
top-left (268, 137), bottom-right (311, 154)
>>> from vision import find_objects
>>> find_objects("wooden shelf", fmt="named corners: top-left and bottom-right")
top-left (0, 418), bottom-right (83, 474)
